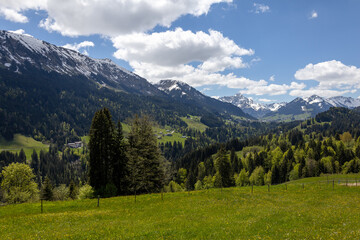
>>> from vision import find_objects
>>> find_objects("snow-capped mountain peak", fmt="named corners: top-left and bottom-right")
top-left (327, 96), bottom-right (360, 108)
top-left (0, 30), bottom-right (161, 96)
top-left (219, 93), bottom-right (285, 118)
top-left (304, 95), bottom-right (325, 104)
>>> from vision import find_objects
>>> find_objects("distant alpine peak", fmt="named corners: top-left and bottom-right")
top-left (327, 96), bottom-right (360, 108)
top-left (156, 80), bottom-right (192, 93)
top-left (304, 95), bottom-right (325, 104)
top-left (219, 93), bottom-right (281, 112)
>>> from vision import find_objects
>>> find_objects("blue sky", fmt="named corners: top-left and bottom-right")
top-left (1, 0), bottom-right (360, 103)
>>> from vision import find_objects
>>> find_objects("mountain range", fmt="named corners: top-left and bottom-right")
top-left (1, 29), bottom-right (360, 142)
top-left (0, 30), bottom-right (252, 140)
top-left (219, 93), bottom-right (360, 121)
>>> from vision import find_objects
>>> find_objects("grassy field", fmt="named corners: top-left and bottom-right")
top-left (1, 174), bottom-right (360, 239)
top-left (180, 116), bottom-right (208, 132)
top-left (0, 134), bottom-right (49, 160)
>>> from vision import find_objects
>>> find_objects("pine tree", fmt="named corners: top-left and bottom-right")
top-left (41, 176), bottom-right (53, 201)
top-left (214, 146), bottom-right (234, 188)
top-left (30, 150), bottom-right (41, 185)
top-left (19, 149), bottom-right (26, 163)
top-left (127, 115), bottom-right (164, 194)
top-left (112, 121), bottom-right (128, 195)
top-left (89, 108), bottom-right (115, 194)
top-left (69, 180), bottom-right (78, 199)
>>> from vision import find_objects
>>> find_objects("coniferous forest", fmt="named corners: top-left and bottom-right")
top-left (3, 106), bottom-right (360, 204)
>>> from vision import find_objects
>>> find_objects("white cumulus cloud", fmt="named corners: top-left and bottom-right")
top-left (240, 82), bottom-right (306, 96)
top-left (253, 3), bottom-right (270, 14)
top-left (0, 0), bottom-right (46, 23)
top-left (295, 60), bottom-right (360, 90)
top-left (63, 41), bottom-right (95, 54)
top-left (310, 10), bottom-right (318, 19)
top-left (38, 0), bottom-right (232, 36)
top-left (8, 29), bottom-right (33, 37)
top-left (112, 28), bottom-right (254, 87)
top-left (292, 60), bottom-right (360, 98)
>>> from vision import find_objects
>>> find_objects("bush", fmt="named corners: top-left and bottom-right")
top-left (194, 180), bottom-right (203, 190)
top-left (78, 184), bottom-right (94, 199)
top-left (165, 181), bottom-right (183, 192)
top-left (53, 185), bottom-right (69, 201)
top-left (236, 169), bottom-right (249, 186)
top-left (203, 175), bottom-right (215, 189)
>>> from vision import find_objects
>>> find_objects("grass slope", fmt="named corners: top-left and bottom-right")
top-left (181, 116), bottom-right (208, 132)
top-left (1, 175), bottom-right (360, 239)
top-left (0, 134), bottom-right (49, 160)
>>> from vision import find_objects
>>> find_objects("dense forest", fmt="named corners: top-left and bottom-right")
top-left (172, 107), bottom-right (360, 190)
top-left (2, 106), bottom-right (360, 204)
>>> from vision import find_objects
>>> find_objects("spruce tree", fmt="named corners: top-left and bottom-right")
top-left (41, 176), bottom-right (53, 201)
top-left (89, 108), bottom-right (115, 194)
top-left (30, 150), bottom-right (41, 185)
top-left (127, 115), bottom-right (164, 194)
top-left (214, 146), bottom-right (234, 188)
top-left (69, 180), bottom-right (78, 200)
top-left (112, 121), bottom-right (128, 195)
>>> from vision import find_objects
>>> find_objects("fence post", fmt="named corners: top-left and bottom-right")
top-left (97, 195), bottom-right (100, 207)
top-left (41, 199), bottom-right (43, 213)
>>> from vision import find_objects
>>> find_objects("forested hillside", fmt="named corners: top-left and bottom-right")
top-left (171, 107), bottom-right (360, 190)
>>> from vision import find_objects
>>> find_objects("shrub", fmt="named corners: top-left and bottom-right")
top-left (53, 185), bottom-right (69, 201)
top-left (78, 184), bottom-right (94, 199)
top-left (236, 169), bottom-right (249, 186)
top-left (194, 180), bottom-right (203, 190)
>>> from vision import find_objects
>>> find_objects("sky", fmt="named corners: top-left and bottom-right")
top-left (1, 0), bottom-right (360, 103)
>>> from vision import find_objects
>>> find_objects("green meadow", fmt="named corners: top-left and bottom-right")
top-left (0, 134), bottom-right (49, 160)
top-left (1, 174), bottom-right (360, 239)
top-left (181, 116), bottom-right (208, 132)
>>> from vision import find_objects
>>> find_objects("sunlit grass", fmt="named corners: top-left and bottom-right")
top-left (0, 134), bottom-right (49, 160)
top-left (1, 175), bottom-right (360, 239)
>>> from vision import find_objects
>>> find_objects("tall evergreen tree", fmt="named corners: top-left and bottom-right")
top-left (112, 121), bottom-right (128, 195)
top-left (30, 150), bottom-right (41, 185)
top-left (214, 146), bottom-right (234, 188)
top-left (41, 176), bottom-right (53, 201)
top-left (89, 108), bottom-right (115, 194)
top-left (127, 115), bottom-right (164, 194)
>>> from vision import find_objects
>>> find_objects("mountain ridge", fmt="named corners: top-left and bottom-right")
top-left (155, 80), bottom-right (255, 120)
top-left (0, 30), bottom-right (163, 96)
top-left (219, 93), bottom-right (360, 120)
